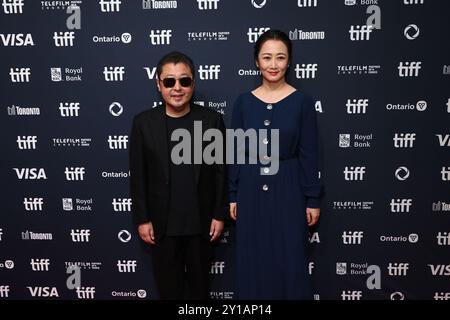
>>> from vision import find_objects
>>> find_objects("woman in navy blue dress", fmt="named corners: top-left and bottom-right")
top-left (229, 30), bottom-right (322, 299)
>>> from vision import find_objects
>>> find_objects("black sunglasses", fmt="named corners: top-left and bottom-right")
top-left (161, 77), bottom-right (193, 88)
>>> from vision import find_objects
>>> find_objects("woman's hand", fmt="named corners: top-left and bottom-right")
top-left (230, 202), bottom-right (237, 220)
top-left (306, 208), bottom-right (320, 226)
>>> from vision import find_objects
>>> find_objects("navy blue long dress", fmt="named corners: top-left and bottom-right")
top-left (228, 90), bottom-right (321, 299)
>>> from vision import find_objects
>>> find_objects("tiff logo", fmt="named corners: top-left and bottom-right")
top-left (149, 29), bottom-right (172, 45)
top-left (117, 260), bottom-right (137, 272)
top-left (0, 285), bottom-right (10, 298)
top-left (210, 261), bottom-right (225, 274)
top-left (442, 167), bottom-right (450, 181)
top-left (342, 231), bottom-right (364, 244)
top-left (295, 64), bottom-right (318, 79)
top-left (398, 61), bottom-right (422, 77)
top-left (390, 199), bottom-right (413, 213)
top-left (437, 232), bottom-right (450, 245)
top-left (10, 67), bottom-right (30, 82)
top-left (108, 135), bottom-right (128, 149)
top-left (393, 133), bottom-right (416, 148)
top-left (112, 198), bottom-right (132, 212)
top-left (341, 291), bottom-right (362, 300)
top-left (65, 167), bottom-right (85, 181)
top-left (247, 27), bottom-right (270, 43)
top-left (434, 292), bottom-right (450, 300)
top-left (53, 32), bottom-right (75, 47)
top-left (59, 102), bottom-right (80, 117)
top-left (103, 66), bottom-right (125, 81)
top-left (428, 264), bottom-right (450, 276)
top-left (198, 65), bottom-right (220, 80)
top-left (343, 166), bottom-right (366, 181)
top-left (70, 229), bottom-right (91, 242)
top-left (99, 0), bottom-right (121, 12)
top-left (76, 287), bottom-right (95, 299)
top-left (24, 198), bottom-right (44, 211)
top-left (0, 228), bottom-right (3, 241)
top-left (308, 262), bottom-right (314, 275)
top-left (404, 0), bottom-right (424, 4)
top-left (17, 136), bottom-right (37, 149)
top-left (346, 99), bottom-right (368, 114)
top-left (2, 0), bottom-right (23, 14)
top-left (197, 0), bottom-right (219, 10)
top-left (30, 258), bottom-right (50, 271)
top-left (349, 25), bottom-right (373, 41)
top-left (388, 263), bottom-right (409, 276)
top-left (298, 0), bottom-right (317, 7)
top-left (436, 134), bottom-right (450, 147)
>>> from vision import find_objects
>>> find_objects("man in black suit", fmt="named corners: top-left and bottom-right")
top-left (129, 51), bottom-right (228, 300)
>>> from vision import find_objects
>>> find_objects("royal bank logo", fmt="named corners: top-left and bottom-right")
top-left (339, 134), bottom-right (373, 148)
top-left (7, 105), bottom-right (40, 116)
top-left (289, 29), bottom-right (325, 40)
top-left (206, 100), bottom-right (226, 115)
top-left (187, 31), bottom-right (230, 41)
top-left (337, 64), bottom-right (380, 75)
top-left (0, 33), bottom-right (34, 46)
top-left (197, 0), bottom-right (219, 10)
top-left (92, 33), bottom-right (132, 44)
top-left (2, 0), bottom-right (24, 14)
top-left (62, 198), bottom-right (92, 212)
top-left (386, 100), bottom-right (427, 111)
top-left (53, 138), bottom-right (91, 147)
top-left (247, 27), bottom-right (270, 43)
top-left (404, 24), bottom-right (420, 40)
top-left (143, 0), bottom-right (177, 9)
top-left (51, 67), bottom-right (83, 82)
top-left (337, 262), bottom-right (370, 275)
top-left (332, 201), bottom-right (374, 210)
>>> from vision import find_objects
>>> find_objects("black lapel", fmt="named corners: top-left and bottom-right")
top-left (149, 105), bottom-right (169, 184)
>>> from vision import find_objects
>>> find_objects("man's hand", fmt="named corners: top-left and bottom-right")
top-left (229, 202), bottom-right (237, 220)
top-left (306, 208), bottom-right (320, 226)
top-left (210, 219), bottom-right (224, 242)
top-left (138, 222), bottom-right (155, 245)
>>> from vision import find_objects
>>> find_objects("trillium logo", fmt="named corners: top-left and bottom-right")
top-left (404, 24), bottom-right (420, 40)
top-left (251, 0), bottom-right (266, 8)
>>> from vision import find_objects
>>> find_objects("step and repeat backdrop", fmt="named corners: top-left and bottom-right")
top-left (1, 0), bottom-right (449, 300)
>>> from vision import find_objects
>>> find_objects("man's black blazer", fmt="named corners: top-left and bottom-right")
top-left (129, 103), bottom-right (228, 240)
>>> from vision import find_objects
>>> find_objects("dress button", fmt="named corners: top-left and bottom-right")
top-left (264, 120), bottom-right (271, 126)
top-left (263, 167), bottom-right (270, 174)
top-left (262, 184), bottom-right (269, 191)
top-left (267, 104), bottom-right (273, 110)
top-left (262, 138), bottom-right (269, 145)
